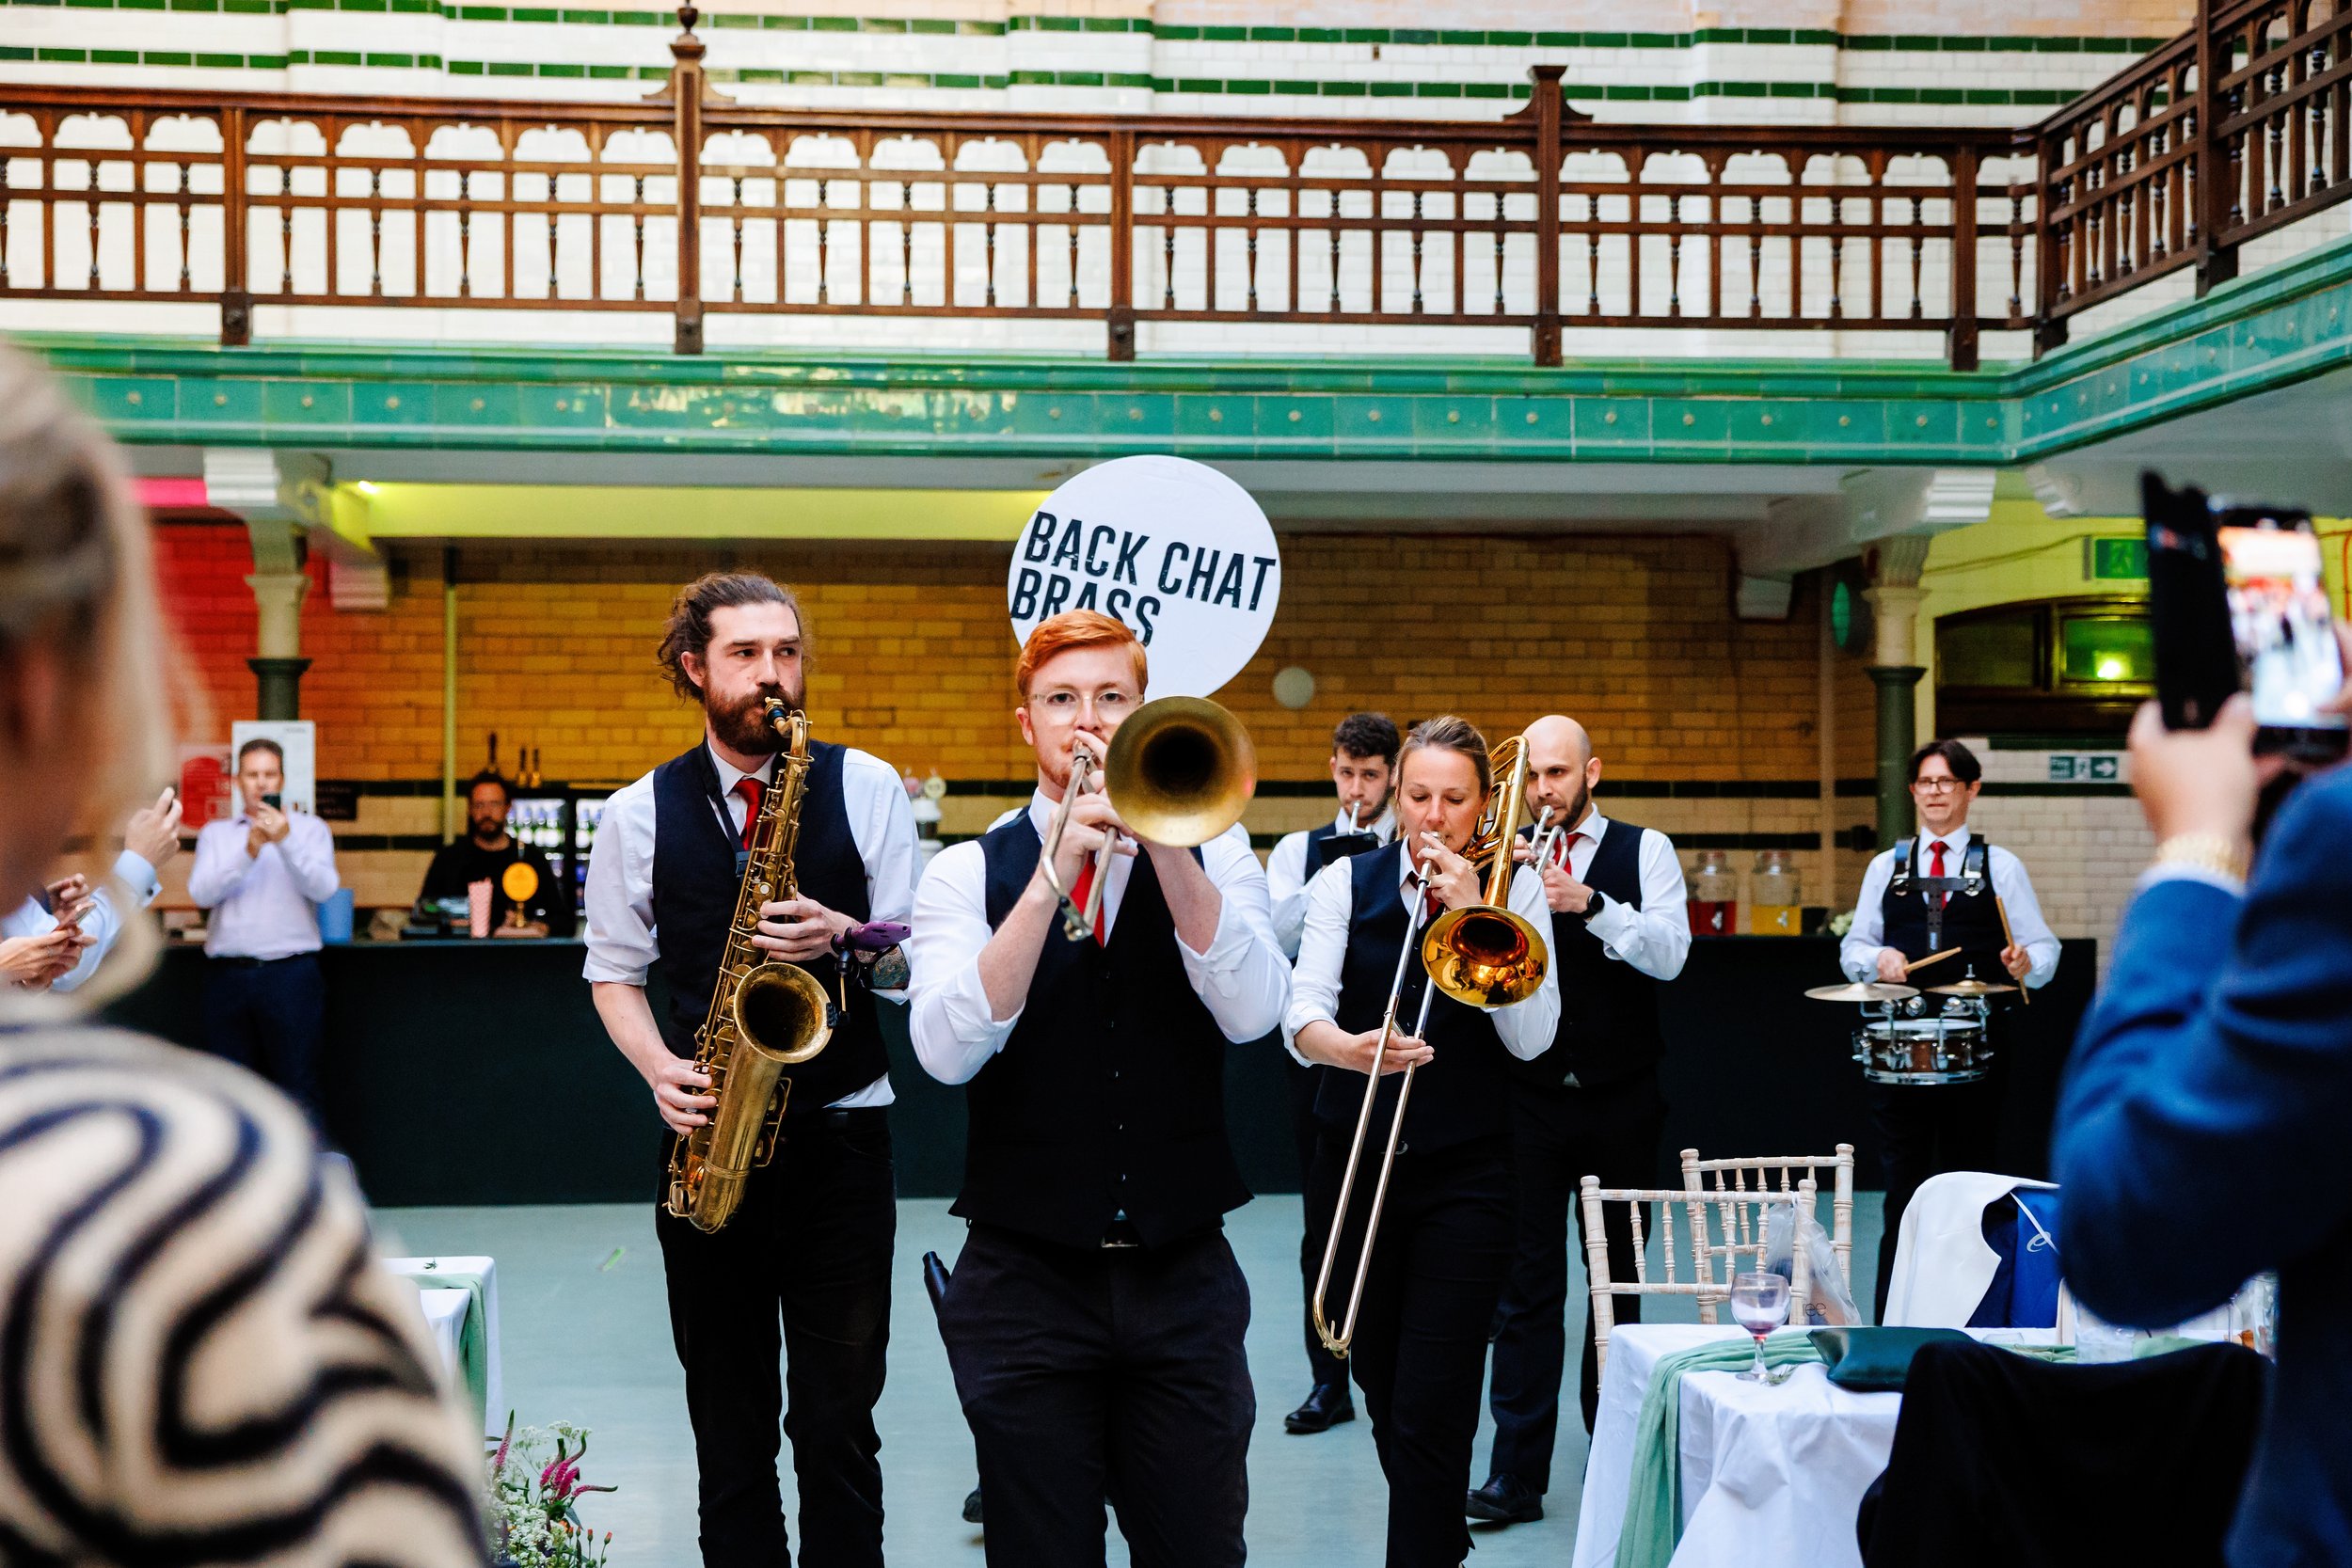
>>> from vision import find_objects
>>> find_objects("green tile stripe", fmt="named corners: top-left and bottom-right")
top-left (28, 224), bottom-right (2352, 471)
top-left (0, 0), bottom-right (2176, 55)
top-left (0, 48), bottom-right (2094, 106)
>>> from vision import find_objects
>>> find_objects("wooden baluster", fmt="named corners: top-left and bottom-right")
top-left (1165, 183), bottom-right (1177, 309)
top-left (2334, 35), bottom-right (2351, 193)
top-left (817, 175), bottom-right (831, 305)
top-left (179, 159), bottom-right (195, 292)
top-left (87, 159), bottom-right (100, 289)
top-left (1666, 190), bottom-right (1681, 316)
top-left (1068, 182), bottom-right (1080, 309)
top-left (281, 158), bottom-right (295, 294)
top-left (1, 154), bottom-right (10, 290)
top-left (1246, 182), bottom-right (1259, 311)
top-left (2009, 187), bottom-right (2025, 319)
top-left (1409, 186), bottom-right (1422, 313)
top-left (2310, 41), bottom-right (2328, 196)
top-left (366, 166), bottom-right (384, 296)
top-left (1204, 172), bottom-right (1219, 312)
top-left (2267, 61), bottom-right (2288, 213)
top-left (984, 178), bottom-right (998, 308)
top-left (1327, 183), bottom-right (1340, 312)
top-left (1492, 187), bottom-right (1505, 315)
top-left (1631, 1200), bottom-right (1648, 1285)
top-left (1908, 192), bottom-right (1924, 317)
top-left (457, 167), bottom-right (471, 297)
top-left (632, 171), bottom-right (646, 301)
top-left (1106, 128), bottom-right (1134, 358)
top-left (730, 173), bottom-right (744, 303)
top-left (900, 180), bottom-right (914, 305)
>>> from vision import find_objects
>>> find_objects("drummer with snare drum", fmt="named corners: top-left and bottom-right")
top-left (1837, 739), bottom-right (2060, 1321)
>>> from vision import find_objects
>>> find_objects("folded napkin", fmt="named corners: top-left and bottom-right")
top-left (1809, 1326), bottom-right (1973, 1391)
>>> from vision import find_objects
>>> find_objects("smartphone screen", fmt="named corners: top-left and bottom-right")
top-left (261, 792), bottom-right (283, 810)
top-left (2216, 518), bottom-right (2347, 737)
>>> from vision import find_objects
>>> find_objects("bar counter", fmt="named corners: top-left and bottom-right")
top-left (102, 935), bottom-right (2097, 1208)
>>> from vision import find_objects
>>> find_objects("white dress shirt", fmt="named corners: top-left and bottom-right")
top-left (906, 789), bottom-right (1291, 1086)
top-left (1544, 809), bottom-right (1692, 983)
top-left (1, 850), bottom-right (161, 994)
top-left (1268, 804), bottom-right (1397, 959)
top-left (1284, 844), bottom-right (1561, 1062)
top-left (582, 739), bottom-right (918, 1109)
top-left (1840, 821), bottom-right (2061, 989)
top-left (187, 812), bottom-right (339, 960)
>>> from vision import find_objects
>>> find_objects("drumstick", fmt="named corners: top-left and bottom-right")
top-left (1994, 895), bottom-right (2030, 1006)
top-left (1901, 946), bottom-right (1961, 977)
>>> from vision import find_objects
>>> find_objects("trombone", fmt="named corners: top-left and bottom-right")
top-left (1037, 695), bottom-right (1258, 943)
top-left (1311, 733), bottom-right (1551, 1357)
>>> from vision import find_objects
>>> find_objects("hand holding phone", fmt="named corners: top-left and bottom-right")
top-left (2143, 473), bottom-right (2348, 761)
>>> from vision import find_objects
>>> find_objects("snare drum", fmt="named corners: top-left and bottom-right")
top-left (1852, 1015), bottom-right (1992, 1085)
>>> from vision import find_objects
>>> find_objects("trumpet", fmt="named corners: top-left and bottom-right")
top-left (1311, 733), bottom-right (1551, 1357)
top-left (1037, 694), bottom-right (1257, 943)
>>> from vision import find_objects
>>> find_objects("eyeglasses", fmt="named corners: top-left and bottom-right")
top-left (1912, 778), bottom-right (1965, 794)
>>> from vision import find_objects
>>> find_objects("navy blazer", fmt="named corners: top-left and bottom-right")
top-left (2055, 763), bottom-right (2352, 1568)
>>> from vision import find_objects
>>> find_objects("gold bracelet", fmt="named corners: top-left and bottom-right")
top-left (2153, 832), bottom-right (2249, 883)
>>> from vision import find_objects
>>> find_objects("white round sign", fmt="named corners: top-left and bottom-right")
top-left (1008, 455), bottom-right (1281, 700)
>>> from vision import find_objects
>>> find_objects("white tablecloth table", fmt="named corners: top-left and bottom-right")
top-left (383, 1255), bottom-right (503, 1437)
top-left (1574, 1323), bottom-right (2064, 1568)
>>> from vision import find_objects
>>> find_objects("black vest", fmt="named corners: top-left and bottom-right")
top-left (961, 814), bottom-right (1249, 1249)
top-left (1306, 817), bottom-right (1383, 872)
top-left (1311, 841), bottom-right (1515, 1153)
top-left (1880, 833), bottom-right (2009, 986)
top-left (1511, 817), bottom-right (1668, 1090)
top-left (649, 740), bottom-right (883, 1112)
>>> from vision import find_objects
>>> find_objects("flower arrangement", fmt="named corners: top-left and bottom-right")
top-left (486, 1415), bottom-right (617, 1568)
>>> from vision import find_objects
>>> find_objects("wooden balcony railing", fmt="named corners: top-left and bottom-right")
top-left (0, 1), bottom-right (2340, 368)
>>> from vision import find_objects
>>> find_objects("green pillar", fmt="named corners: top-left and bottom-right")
top-left (248, 657), bottom-right (311, 721)
top-left (1869, 664), bottom-right (1925, 848)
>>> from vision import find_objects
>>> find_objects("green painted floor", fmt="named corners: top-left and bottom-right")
top-left (378, 1194), bottom-right (1885, 1566)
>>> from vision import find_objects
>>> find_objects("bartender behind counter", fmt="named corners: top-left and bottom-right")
top-left (419, 770), bottom-right (564, 936)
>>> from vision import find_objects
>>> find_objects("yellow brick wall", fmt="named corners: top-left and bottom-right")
top-left (279, 534), bottom-right (1879, 792)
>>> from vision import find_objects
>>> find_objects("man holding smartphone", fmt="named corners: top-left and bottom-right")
top-left (189, 738), bottom-right (341, 1125)
top-left (1838, 739), bottom-right (2060, 1320)
top-left (2056, 629), bottom-right (2352, 1565)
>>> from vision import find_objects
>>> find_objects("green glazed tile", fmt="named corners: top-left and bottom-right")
top-left (1572, 398), bottom-right (1649, 450)
top-left (262, 380), bottom-right (351, 426)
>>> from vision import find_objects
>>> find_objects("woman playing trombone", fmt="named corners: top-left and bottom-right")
top-left (1286, 715), bottom-right (1560, 1568)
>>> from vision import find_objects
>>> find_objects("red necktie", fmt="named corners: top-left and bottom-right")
top-left (1552, 831), bottom-right (1581, 869)
top-left (732, 777), bottom-right (763, 849)
top-left (1929, 839), bottom-right (1948, 908)
top-left (1068, 857), bottom-right (1106, 945)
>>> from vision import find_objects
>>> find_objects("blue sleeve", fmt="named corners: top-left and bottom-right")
top-left (2053, 770), bottom-right (2352, 1327)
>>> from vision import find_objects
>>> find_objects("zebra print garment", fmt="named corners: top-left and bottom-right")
top-left (0, 1028), bottom-right (487, 1567)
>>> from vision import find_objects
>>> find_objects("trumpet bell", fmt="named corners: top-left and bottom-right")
top-left (1104, 695), bottom-right (1258, 848)
top-left (1422, 904), bottom-right (1549, 1007)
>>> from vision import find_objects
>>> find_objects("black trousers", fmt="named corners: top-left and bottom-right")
top-left (1285, 1056), bottom-right (1348, 1391)
top-left (939, 1221), bottom-right (1253, 1568)
top-left (201, 953), bottom-right (326, 1126)
top-left (655, 1107), bottom-right (896, 1568)
top-left (1310, 1133), bottom-right (1514, 1568)
top-left (1870, 1069), bottom-right (2004, 1323)
top-left (1487, 1072), bottom-right (1666, 1489)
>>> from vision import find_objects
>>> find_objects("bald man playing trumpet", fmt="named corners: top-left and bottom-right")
top-left (1470, 715), bottom-right (1693, 1528)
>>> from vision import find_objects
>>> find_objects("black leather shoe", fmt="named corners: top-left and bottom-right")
top-left (1282, 1381), bottom-right (1357, 1433)
top-left (1466, 1473), bottom-right (1544, 1524)
top-left (961, 1485), bottom-right (983, 1525)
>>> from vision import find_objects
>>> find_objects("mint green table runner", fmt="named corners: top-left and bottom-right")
top-left (1613, 1333), bottom-right (1827, 1568)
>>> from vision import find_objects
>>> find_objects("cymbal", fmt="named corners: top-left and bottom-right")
top-left (1928, 978), bottom-right (2019, 997)
top-left (1804, 981), bottom-right (1919, 1004)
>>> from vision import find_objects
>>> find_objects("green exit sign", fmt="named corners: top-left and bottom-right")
top-left (2088, 536), bottom-right (2149, 580)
